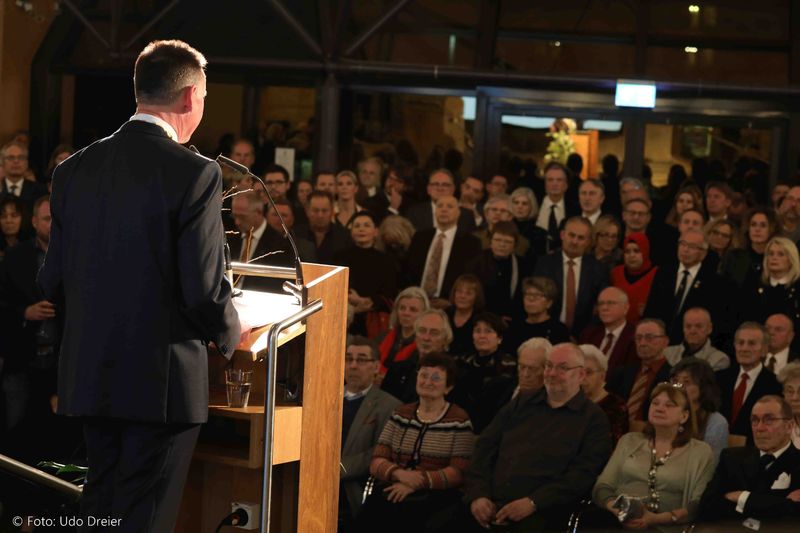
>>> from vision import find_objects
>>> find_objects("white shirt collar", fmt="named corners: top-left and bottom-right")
top-left (767, 346), bottom-right (790, 363)
top-left (770, 275), bottom-right (792, 286)
top-left (761, 439), bottom-right (793, 460)
top-left (738, 362), bottom-right (763, 382)
top-left (543, 196), bottom-right (565, 210)
top-left (562, 252), bottom-right (582, 267)
top-left (251, 219), bottom-right (267, 242)
top-left (606, 321), bottom-right (626, 338)
top-left (582, 210), bottom-right (601, 225)
top-left (345, 385), bottom-right (372, 401)
top-left (679, 262), bottom-right (702, 279)
top-left (129, 113), bottom-right (179, 142)
top-left (438, 224), bottom-right (458, 239)
top-left (4, 178), bottom-right (23, 195)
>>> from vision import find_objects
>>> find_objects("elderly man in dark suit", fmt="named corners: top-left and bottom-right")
top-left (643, 228), bottom-right (732, 345)
top-left (700, 395), bottom-right (800, 522)
top-left (579, 286), bottom-right (637, 374)
top-left (403, 168), bottom-right (476, 233)
top-left (38, 40), bottom-right (241, 532)
top-left (718, 322), bottom-right (783, 444)
top-left (405, 195), bottom-right (482, 307)
top-left (533, 216), bottom-right (609, 337)
top-left (339, 336), bottom-right (400, 528)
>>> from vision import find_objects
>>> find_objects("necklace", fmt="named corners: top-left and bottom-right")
top-left (647, 443), bottom-right (672, 512)
top-left (416, 402), bottom-right (449, 424)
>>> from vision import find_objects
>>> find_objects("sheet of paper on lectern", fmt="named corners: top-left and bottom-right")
top-left (232, 289), bottom-right (302, 331)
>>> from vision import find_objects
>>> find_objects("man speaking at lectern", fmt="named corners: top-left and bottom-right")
top-left (38, 40), bottom-right (241, 532)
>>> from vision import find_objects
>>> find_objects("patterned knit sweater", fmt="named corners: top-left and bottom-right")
top-left (370, 402), bottom-right (474, 490)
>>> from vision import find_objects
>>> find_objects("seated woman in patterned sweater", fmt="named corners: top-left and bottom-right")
top-left (356, 353), bottom-right (474, 533)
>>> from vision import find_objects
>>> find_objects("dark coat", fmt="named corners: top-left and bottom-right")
top-left (532, 252), bottom-right (610, 337)
top-left (0, 179), bottom-right (48, 213)
top-left (642, 260), bottom-right (734, 345)
top-left (578, 322), bottom-right (638, 374)
top-left (404, 228), bottom-right (482, 299)
top-left (699, 444), bottom-right (800, 521)
top-left (403, 200), bottom-right (477, 234)
top-left (717, 365), bottom-right (783, 443)
top-left (37, 121), bottom-right (240, 424)
top-left (293, 221), bottom-right (354, 265)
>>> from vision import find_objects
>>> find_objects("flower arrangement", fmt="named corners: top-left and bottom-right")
top-left (544, 118), bottom-right (577, 165)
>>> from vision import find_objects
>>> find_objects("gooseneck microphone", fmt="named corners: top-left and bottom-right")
top-left (215, 154), bottom-right (307, 306)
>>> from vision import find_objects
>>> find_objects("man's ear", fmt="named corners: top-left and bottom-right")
top-left (180, 85), bottom-right (195, 112)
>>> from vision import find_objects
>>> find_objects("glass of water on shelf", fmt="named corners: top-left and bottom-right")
top-left (225, 369), bottom-right (253, 408)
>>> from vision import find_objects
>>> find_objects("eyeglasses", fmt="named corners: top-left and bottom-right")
top-left (635, 333), bottom-right (666, 342)
top-left (543, 362), bottom-right (583, 374)
top-left (750, 415), bottom-right (790, 427)
top-left (418, 371), bottom-right (445, 383)
top-left (678, 240), bottom-right (706, 251)
top-left (583, 368), bottom-right (602, 376)
top-left (345, 356), bottom-right (375, 365)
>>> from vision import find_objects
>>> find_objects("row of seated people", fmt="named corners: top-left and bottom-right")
top-left (339, 332), bottom-right (800, 532)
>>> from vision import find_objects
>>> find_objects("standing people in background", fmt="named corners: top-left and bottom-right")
top-left (355, 156), bottom-right (384, 204)
top-left (37, 40), bottom-right (242, 532)
top-left (45, 144), bottom-right (74, 183)
top-left (578, 179), bottom-right (605, 226)
top-left (459, 176), bottom-right (485, 229)
top-left (777, 185), bottom-right (800, 241)
top-left (486, 175), bottom-right (509, 198)
top-left (295, 180), bottom-right (313, 207)
top-left (1, 141), bottom-right (48, 214)
top-left (334, 170), bottom-right (364, 228)
top-left (720, 206), bottom-right (777, 287)
top-left (592, 214), bottom-right (623, 269)
top-left (535, 162), bottom-right (578, 253)
top-left (664, 184), bottom-right (705, 228)
top-left (312, 170), bottom-right (337, 195)
top-left (704, 181), bottom-right (733, 225)
top-left (403, 169), bottom-right (476, 233)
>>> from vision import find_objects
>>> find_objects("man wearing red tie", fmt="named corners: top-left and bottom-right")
top-left (718, 322), bottom-right (783, 444)
top-left (579, 287), bottom-right (638, 374)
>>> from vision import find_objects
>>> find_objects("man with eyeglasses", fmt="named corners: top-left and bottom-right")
top-left (1, 141), bottom-right (47, 213)
top-left (607, 319), bottom-right (673, 423)
top-left (455, 343), bottom-right (611, 531)
top-left (643, 228), bottom-right (732, 345)
top-left (381, 309), bottom-right (452, 403)
top-left (472, 194), bottom-right (530, 257)
top-left (699, 395), bottom-right (800, 522)
top-left (403, 168), bottom-right (476, 232)
top-left (718, 322), bottom-right (783, 444)
top-left (579, 287), bottom-right (638, 374)
top-left (621, 196), bottom-right (679, 267)
top-left (339, 336), bottom-right (401, 528)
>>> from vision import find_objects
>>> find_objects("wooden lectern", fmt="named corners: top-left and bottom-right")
top-left (176, 262), bottom-right (348, 532)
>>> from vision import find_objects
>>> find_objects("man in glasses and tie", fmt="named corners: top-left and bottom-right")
top-left (0, 141), bottom-right (47, 213)
top-left (700, 395), bottom-right (800, 523)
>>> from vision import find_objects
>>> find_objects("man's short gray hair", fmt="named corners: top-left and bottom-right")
top-left (414, 308), bottom-right (453, 348)
top-left (517, 337), bottom-right (553, 358)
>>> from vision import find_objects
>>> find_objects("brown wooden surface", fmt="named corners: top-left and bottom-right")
top-left (295, 263), bottom-right (348, 533)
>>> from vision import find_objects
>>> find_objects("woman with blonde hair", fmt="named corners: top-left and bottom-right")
top-left (374, 287), bottom-right (430, 385)
top-left (705, 218), bottom-right (740, 272)
top-left (591, 383), bottom-right (715, 529)
top-left (334, 170), bottom-right (365, 228)
top-left (509, 187), bottom-right (547, 256)
top-left (378, 215), bottom-right (416, 285)
top-left (593, 215), bottom-right (623, 268)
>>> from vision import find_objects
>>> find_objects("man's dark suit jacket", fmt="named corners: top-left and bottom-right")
top-left (228, 224), bottom-right (317, 292)
top-left (642, 260), bottom-right (733, 345)
top-left (578, 322), bottom-right (638, 373)
top-left (717, 365), bottom-right (783, 443)
top-left (532, 252), bottom-right (610, 337)
top-left (0, 179), bottom-right (48, 212)
top-left (606, 358), bottom-right (673, 421)
top-left (403, 200), bottom-right (477, 233)
top-left (0, 239), bottom-right (57, 373)
top-left (38, 120), bottom-right (240, 424)
top-left (293, 222), bottom-right (353, 265)
top-left (404, 228), bottom-right (482, 299)
top-left (699, 444), bottom-right (800, 520)
top-left (645, 223), bottom-right (678, 267)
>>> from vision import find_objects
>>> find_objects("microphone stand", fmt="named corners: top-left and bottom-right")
top-left (215, 155), bottom-right (307, 308)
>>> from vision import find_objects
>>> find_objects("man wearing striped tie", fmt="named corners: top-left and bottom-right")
top-left (607, 318), bottom-right (673, 424)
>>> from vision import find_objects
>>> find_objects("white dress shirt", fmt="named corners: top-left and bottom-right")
top-left (603, 321), bottom-right (627, 355)
top-left (240, 219), bottom-right (267, 262)
top-left (559, 253), bottom-right (582, 324)
top-left (736, 439), bottom-right (793, 513)
top-left (765, 347), bottom-right (790, 376)
top-left (129, 113), bottom-right (178, 142)
top-left (536, 196), bottom-right (565, 231)
top-left (735, 363), bottom-right (764, 404)
top-left (675, 262), bottom-right (702, 308)
top-left (3, 178), bottom-right (23, 196)
top-left (421, 225), bottom-right (457, 298)
top-left (583, 210), bottom-right (601, 226)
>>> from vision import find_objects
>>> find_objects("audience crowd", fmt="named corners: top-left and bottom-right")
top-left (2, 132), bottom-right (800, 531)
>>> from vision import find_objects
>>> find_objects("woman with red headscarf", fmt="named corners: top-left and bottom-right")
top-left (611, 233), bottom-right (658, 323)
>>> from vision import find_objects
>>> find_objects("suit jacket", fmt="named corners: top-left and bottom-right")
top-left (578, 322), bottom-right (637, 373)
top-left (644, 223), bottom-right (678, 267)
top-left (0, 179), bottom-right (48, 212)
top-left (403, 200), bottom-right (477, 234)
top-left (717, 365), bottom-right (783, 443)
top-left (0, 239), bottom-right (59, 373)
top-left (606, 358), bottom-right (673, 421)
top-left (340, 387), bottom-right (401, 516)
top-left (642, 260), bottom-right (733, 345)
top-left (699, 444), bottom-right (800, 520)
top-left (404, 228), bottom-right (482, 299)
top-left (293, 222), bottom-right (353, 265)
top-left (532, 252), bottom-right (610, 337)
top-left (38, 120), bottom-right (240, 424)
